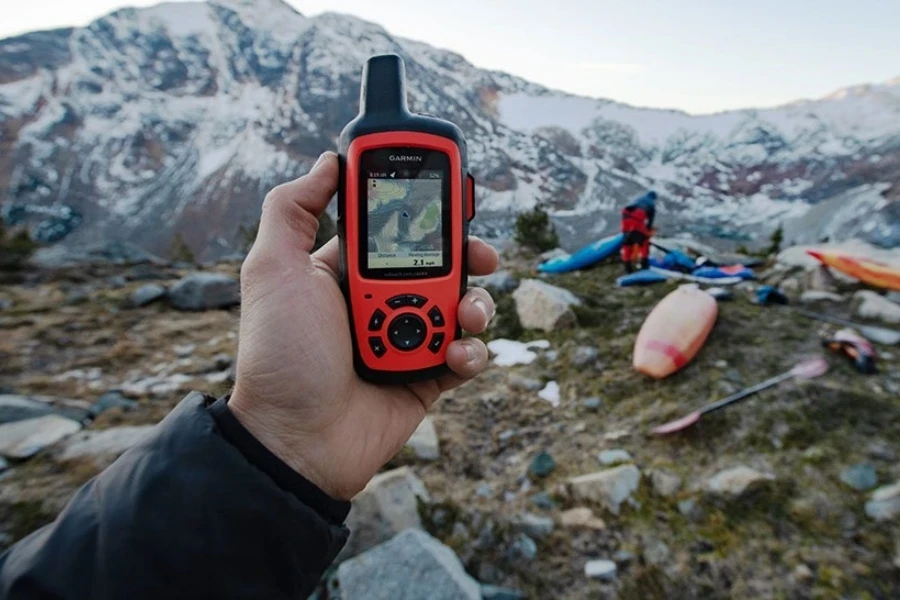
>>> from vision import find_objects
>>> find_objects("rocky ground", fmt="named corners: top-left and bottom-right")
top-left (1, 245), bottom-right (900, 599)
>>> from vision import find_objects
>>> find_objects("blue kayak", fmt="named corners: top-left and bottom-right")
top-left (538, 234), bottom-right (624, 273)
top-left (616, 270), bottom-right (669, 287)
top-left (692, 265), bottom-right (755, 280)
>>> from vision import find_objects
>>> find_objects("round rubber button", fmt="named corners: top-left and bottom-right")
top-left (387, 313), bottom-right (427, 352)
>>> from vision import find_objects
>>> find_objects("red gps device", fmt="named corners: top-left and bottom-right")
top-left (338, 54), bottom-right (475, 384)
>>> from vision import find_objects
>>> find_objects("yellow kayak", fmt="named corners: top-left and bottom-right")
top-left (807, 250), bottom-right (900, 292)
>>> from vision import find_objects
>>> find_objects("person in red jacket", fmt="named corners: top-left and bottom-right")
top-left (620, 190), bottom-right (657, 272)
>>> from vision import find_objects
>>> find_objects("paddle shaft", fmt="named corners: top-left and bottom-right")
top-left (787, 307), bottom-right (900, 345)
top-left (700, 371), bottom-right (795, 416)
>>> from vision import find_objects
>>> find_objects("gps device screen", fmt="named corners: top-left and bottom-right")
top-left (359, 148), bottom-right (451, 279)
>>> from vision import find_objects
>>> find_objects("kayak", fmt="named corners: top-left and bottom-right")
top-left (692, 265), bottom-right (755, 281)
top-left (650, 267), bottom-right (743, 286)
top-left (807, 249), bottom-right (900, 291)
top-left (616, 270), bottom-right (668, 287)
top-left (634, 285), bottom-right (718, 378)
top-left (538, 234), bottom-right (624, 273)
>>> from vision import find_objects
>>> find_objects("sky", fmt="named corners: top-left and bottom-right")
top-left (2, 0), bottom-right (898, 114)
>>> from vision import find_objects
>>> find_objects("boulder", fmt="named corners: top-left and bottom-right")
top-left (131, 283), bottom-right (166, 307)
top-left (567, 465), bottom-right (641, 515)
top-left (511, 512), bottom-right (555, 539)
top-left (705, 466), bottom-right (775, 498)
top-left (584, 559), bottom-right (617, 581)
top-left (799, 290), bottom-right (844, 304)
top-left (506, 533), bottom-right (537, 561)
top-left (839, 463), bottom-right (878, 491)
top-left (854, 291), bottom-right (900, 324)
top-left (341, 467), bottom-right (430, 560)
top-left (805, 265), bottom-right (839, 292)
top-left (58, 425), bottom-right (153, 467)
top-left (512, 279), bottom-right (581, 332)
top-left (0, 415), bottom-right (81, 459)
top-left (558, 507), bottom-right (605, 530)
top-left (0, 395), bottom-right (56, 424)
top-left (865, 481), bottom-right (900, 521)
top-left (469, 270), bottom-right (519, 293)
top-left (337, 529), bottom-right (480, 600)
top-left (30, 240), bottom-right (164, 268)
top-left (649, 469), bottom-right (682, 498)
top-left (168, 272), bottom-right (240, 311)
top-left (406, 417), bottom-right (440, 460)
top-left (597, 449), bottom-right (632, 466)
top-left (582, 397), bottom-right (602, 412)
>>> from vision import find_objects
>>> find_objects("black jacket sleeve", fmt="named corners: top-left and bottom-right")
top-left (0, 392), bottom-right (350, 600)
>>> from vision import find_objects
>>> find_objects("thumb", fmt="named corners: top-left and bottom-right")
top-left (256, 152), bottom-right (339, 253)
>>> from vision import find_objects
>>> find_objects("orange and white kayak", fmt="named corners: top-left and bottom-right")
top-left (807, 250), bottom-right (900, 292)
top-left (633, 285), bottom-right (718, 378)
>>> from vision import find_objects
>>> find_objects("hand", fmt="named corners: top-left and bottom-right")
top-left (229, 152), bottom-right (499, 500)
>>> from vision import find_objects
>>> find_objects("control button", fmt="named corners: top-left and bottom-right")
top-left (368, 309), bottom-right (386, 331)
top-left (387, 313), bottom-right (427, 351)
top-left (386, 294), bottom-right (428, 310)
top-left (428, 332), bottom-right (445, 354)
top-left (427, 306), bottom-right (445, 327)
top-left (368, 337), bottom-right (387, 358)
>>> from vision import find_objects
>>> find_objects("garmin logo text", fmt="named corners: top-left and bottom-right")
top-left (389, 155), bottom-right (423, 162)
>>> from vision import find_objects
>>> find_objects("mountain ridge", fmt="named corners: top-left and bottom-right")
top-left (1, 0), bottom-right (898, 258)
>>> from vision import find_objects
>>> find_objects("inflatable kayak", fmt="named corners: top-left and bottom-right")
top-left (634, 285), bottom-right (718, 378)
top-left (692, 265), bottom-right (755, 281)
top-left (538, 234), bottom-right (624, 273)
top-left (650, 267), bottom-right (743, 286)
top-left (616, 270), bottom-right (669, 287)
top-left (807, 250), bottom-right (900, 291)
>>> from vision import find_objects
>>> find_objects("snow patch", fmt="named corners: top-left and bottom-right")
top-left (487, 339), bottom-right (551, 367)
top-left (538, 381), bottom-right (560, 408)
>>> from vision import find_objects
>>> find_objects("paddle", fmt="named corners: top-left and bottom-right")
top-left (650, 356), bottom-right (829, 435)
top-left (788, 307), bottom-right (900, 346)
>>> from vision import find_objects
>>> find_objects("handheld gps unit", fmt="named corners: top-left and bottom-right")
top-left (338, 54), bottom-right (475, 384)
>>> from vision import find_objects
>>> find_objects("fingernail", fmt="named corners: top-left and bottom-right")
top-left (311, 152), bottom-right (330, 172)
top-left (473, 297), bottom-right (492, 321)
top-left (463, 341), bottom-right (477, 363)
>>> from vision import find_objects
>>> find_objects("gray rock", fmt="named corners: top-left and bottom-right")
top-left (506, 533), bottom-right (537, 561)
top-left (106, 275), bottom-right (128, 289)
top-left (481, 584), bottom-right (526, 600)
top-left (529, 492), bottom-right (556, 510)
top-left (780, 277), bottom-right (801, 294)
top-left (512, 279), bottom-right (581, 332)
top-left (31, 240), bottom-right (164, 268)
top-left (168, 272), bottom-right (240, 311)
top-left (582, 397), bottom-right (602, 412)
top-left (0, 395), bottom-right (55, 424)
top-left (888, 291), bottom-right (900, 304)
top-left (539, 248), bottom-right (569, 261)
top-left (677, 499), bottom-right (697, 517)
top-left (65, 288), bottom-right (90, 305)
top-left (865, 481), bottom-right (900, 521)
top-left (131, 283), bottom-right (166, 307)
top-left (706, 287), bottom-right (734, 301)
top-left (806, 265), bottom-right (839, 292)
top-left (598, 449), bottom-right (632, 466)
top-left (512, 512), bottom-right (555, 539)
top-left (528, 451), bottom-right (556, 478)
top-left (649, 469), bottom-right (682, 498)
top-left (706, 466), bottom-right (775, 498)
top-left (0, 415), bottom-right (82, 459)
top-left (341, 467), bottom-right (430, 560)
top-left (89, 391), bottom-right (138, 417)
top-left (406, 417), bottom-right (440, 460)
top-left (0, 298), bottom-right (13, 311)
top-left (855, 291), bottom-right (900, 324)
top-left (558, 507), bottom-right (605, 530)
top-left (0, 455), bottom-right (7, 473)
top-left (866, 441), bottom-right (897, 462)
top-left (840, 463), bottom-right (878, 491)
top-left (470, 270), bottom-right (519, 293)
top-left (58, 426), bottom-right (153, 466)
top-left (799, 290), bottom-right (845, 304)
top-left (567, 465), bottom-right (641, 515)
top-left (584, 559), bottom-right (617, 581)
top-left (643, 537), bottom-right (671, 566)
top-left (211, 353), bottom-right (233, 370)
top-left (337, 529), bottom-right (480, 600)
top-left (571, 345), bottom-right (599, 367)
top-left (475, 482), bottom-right (494, 498)
top-left (508, 374), bottom-right (543, 392)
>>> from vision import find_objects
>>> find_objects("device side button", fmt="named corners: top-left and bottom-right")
top-left (368, 309), bottom-right (386, 331)
top-left (428, 332), bottom-right (445, 354)
top-left (368, 337), bottom-right (387, 357)
top-left (427, 306), bottom-right (445, 327)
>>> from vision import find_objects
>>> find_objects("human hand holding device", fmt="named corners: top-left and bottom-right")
top-left (229, 153), bottom-right (499, 500)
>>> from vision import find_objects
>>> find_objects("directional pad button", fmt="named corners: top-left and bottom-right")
top-left (387, 313), bottom-right (427, 352)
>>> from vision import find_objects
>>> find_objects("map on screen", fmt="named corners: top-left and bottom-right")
top-left (367, 177), bottom-right (443, 269)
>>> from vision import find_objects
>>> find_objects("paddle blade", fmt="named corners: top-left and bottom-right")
top-left (790, 356), bottom-right (829, 379)
top-left (651, 411), bottom-right (702, 435)
top-left (806, 249), bottom-right (826, 263)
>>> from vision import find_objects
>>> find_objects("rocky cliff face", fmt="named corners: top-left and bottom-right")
top-left (1, 0), bottom-right (898, 258)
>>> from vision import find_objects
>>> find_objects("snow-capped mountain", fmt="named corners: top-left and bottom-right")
top-left (1, 0), bottom-right (898, 258)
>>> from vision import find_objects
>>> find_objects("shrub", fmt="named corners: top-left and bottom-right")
top-left (767, 223), bottom-right (784, 256)
top-left (514, 205), bottom-right (559, 253)
top-left (0, 221), bottom-right (37, 268)
top-left (168, 232), bottom-right (196, 264)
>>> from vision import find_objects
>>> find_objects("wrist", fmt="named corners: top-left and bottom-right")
top-left (227, 389), bottom-right (353, 501)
